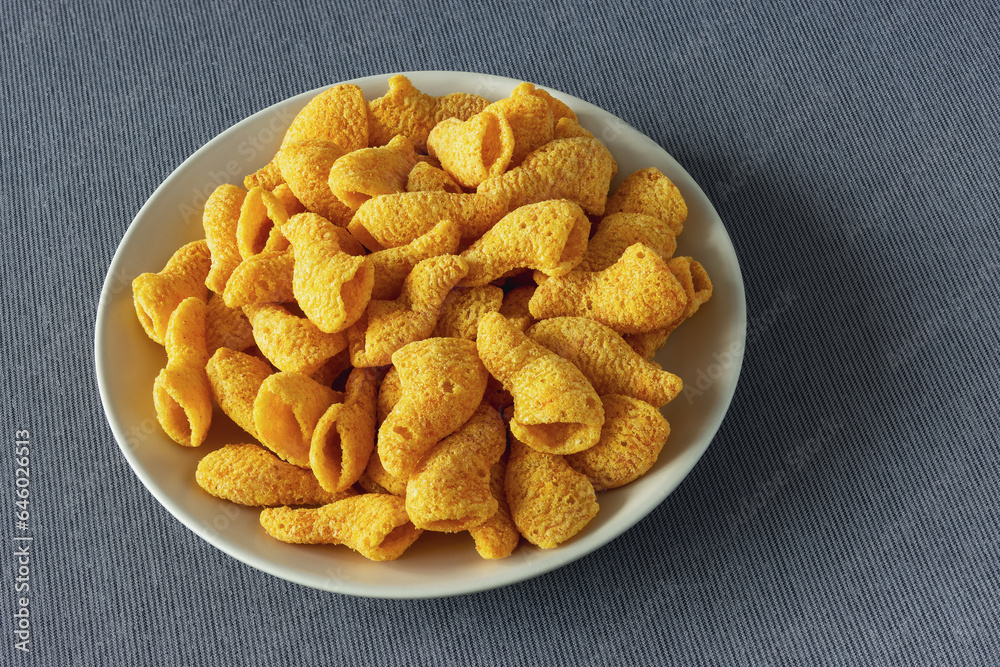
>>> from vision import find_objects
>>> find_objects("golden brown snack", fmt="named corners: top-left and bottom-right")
top-left (476, 312), bottom-right (603, 455)
top-left (284, 213), bottom-right (374, 334)
top-left (484, 83), bottom-right (554, 167)
top-left (527, 317), bottom-right (682, 407)
top-left (427, 108), bottom-right (514, 188)
top-left (368, 218), bottom-right (461, 300)
top-left (275, 139), bottom-right (353, 226)
top-left (206, 348), bottom-right (274, 439)
top-left (405, 160), bottom-right (464, 194)
top-left (359, 447), bottom-right (407, 496)
top-left (202, 184), bottom-right (247, 293)
top-left (259, 494), bottom-right (422, 561)
top-left (222, 250), bottom-right (295, 308)
top-left (432, 285), bottom-right (504, 340)
top-left (367, 74), bottom-right (489, 151)
top-left (375, 365), bottom-right (402, 425)
top-left (604, 167), bottom-right (687, 236)
top-left (281, 83), bottom-right (369, 152)
top-left (272, 183), bottom-right (306, 216)
top-left (578, 212), bottom-right (677, 272)
top-left (152, 297), bottom-right (212, 447)
top-left (196, 443), bottom-right (351, 507)
top-left (498, 285), bottom-right (537, 332)
top-left (467, 455), bottom-right (520, 559)
top-left (377, 338), bottom-right (489, 479)
top-left (236, 186), bottom-right (290, 260)
top-left (253, 371), bottom-right (342, 467)
top-left (348, 190), bottom-right (508, 250)
top-left (505, 436), bottom-right (598, 549)
top-left (310, 367), bottom-right (377, 493)
top-left (132, 240), bottom-right (212, 344)
top-left (477, 137), bottom-right (616, 216)
top-left (205, 292), bottom-right (255, 355)
top-left (243, 303), bottom-right (349, 375)
top-left (244, 160), bottom-right (284, 192)
top-left (458, 199), bottom-right (590, 286)
top-left (553, 117), bottom-right (594, 140)
top-left (328, 135), bottom-right (419, 209)
top-left (405, 404), bottom-right (507, 532)
top-left (564, 395), bottom-right (670, 490)
top-left (308, 349), bottom-right (352, 388)
top-left (347, 255), bottom-right (469, 367)
top-left (528, 243), bottom-right (687, 334)
top-left (625, 256), bottom-right (714, 358)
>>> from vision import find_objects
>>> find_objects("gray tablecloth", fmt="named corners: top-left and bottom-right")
top-left (3, 1), bottom-right (998, 664)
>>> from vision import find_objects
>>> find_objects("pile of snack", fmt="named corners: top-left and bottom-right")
top-left (131, 75), bottom-right (713, 562)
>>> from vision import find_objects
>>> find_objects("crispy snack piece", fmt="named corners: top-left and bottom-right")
top-left (153, 297), bottom-right (212, 447)
top-left (284, 213), bottom-right (374, 334)
top-left (468, 455), bottom-right (520, 559)
top-left (367, 74), bottom-right (489, 152)
top-left (368, 218), bottom-right (461, 300)
top-left (378, 338), bottom-right (489, 479)
top-left (527, 317), bottom-right (683, 407)
top-left (244, 160), bottom-right (284, 192)
top-left (132, 240), bottom-right (212, 344)
top-left (604, 167), bottom-right (687, 236)
top-left (476, 312), bottom-right (603, 455)
top-left (205, 292), bottom-right (255, 355)
top-left (310, 367), bottom-right (377, 493)
top-left (253, 371), bottom-right (342, 468)
top-left (553, 117), bottom-right (594, 140)
top-left (359, 447), bottom-right (408, 496)
top-left (196, 443), bottom-right (351, 507)
top-left (477, 137), bottom-right (616, 216)
top-left (259, 494), bottom-right (422, 561)
top-left (281, 83), bottom-right (368, 152)
top-left (433, 285), bottom-right (504, 340)
top-left (405, 404), bottom-right (507, 532)
top-left (244, 303), bottom-right (348, 374)
top-left (376, 365), bottom-right (402, 425)
top-left (485, 83), bottom-right (554, 167)
top-left (272, 183), bottom-right (306, 216)
top-left (505, 435), bottom-right (599, 549)
top-left (275, 139), bottom-right (353, 226)
top-left (528, 243), bottom-right (687, 334)
top-left (520, 82), bottom-right (577, 124)
top-left (625, 256), bottom-right (714, 358)
top-left (348, 255), bottom-right (469, 367)
top-left (458, 200), bottom-right (590, 286)
top-left (203, 184), bottom-right (247, 293)
top-left (406, 160), bottom-right (463, 194)
top-left (308, 349), bottom-right (352, 388)
top-left (498, 285), bottom-right (537, 332)
top-left (237, 187), bottom-right (290, 260)
top-left (348, 190), bottom-right (508, 250)
top-left (565, 395), bottom-right (670, 490)
top-left (206, 348), bottom-right (274, 439)
top-left (427, 109), bottom-right (514, 188)
top-left (328, 135), bottom-right (419, 209)
top-left (579, 212), bottom-right (677, 272)
top-left (222, 250), bottom-right (295, 308)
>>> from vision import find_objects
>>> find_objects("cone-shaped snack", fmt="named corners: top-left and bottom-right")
top-left (468, 455), bottom-right (520, 559)
top-left (427, 108), bottom-right (514, 188)
top-left (367, 74), bottom-right (489, 152)
top-left (565, 395), bottom-right (671, 491)
top-left (553, 117), bottom-right (594, 140)
top-left (310, 367), bottom-right (377, 493)
top-left (133, 240), bottom-right (211, 344)
top-left (484, 83), bottom-right (554, 167)
top-left (243, 303), bottom-right (348, 375)
top-left (284, 213), bottom-right (374, 334)
top-left (275, 139), bottom-right (353, 226)
top-left (505, 435), bottom-right (598, 549)
top-left (458, 199), bottom-right (590, 286)
top-left (244, 160), bottom-right (284, 192)
top-left (604, 167), bottom-right (687, 236)
top-left (152, 297), bottom-right (212, 447)
top-left (433, 285), bottom-right (504, 340)
top-left (527, 317), bottom-right (682, 407)
top-left (202, 184), bottom-right (247, 293)
top-left (359, 447), bottom-right (408, 497)
top-left (348, 255), bottom-right (469, 367)
top-left (222, 250), bottom-right (295, 308)
top-left (260, 494), bottom-right (422, 561)
top-left (205, 292), bottom-right (255, 356)
top-left (528, 243), bottom-right (688, 335)
top-left (368, 218), bottom-right (461, 300)
top-left (280, 83), bottom-right (368, 152)
top-left (578, 212), bottom-right (677, 272)
top-left (206, 348), bottom-right (274, 439)
top-left (236, 186), bottom-right (290, 260)
top-left (406, 160), bottom-right (463, 194)
top-left (476, 312), bottom-right (603, 455)
top-left (405, 404), bottom-right (507, 532)
top-left (378, 338), bottom-right (489, 479)
top-left (477, 137), bottom-right (616, 216)
top-left (253, 371), bottom-right (342, 468)
top-left (328, 135), bottom-right (419, 209)
top-left (624, 256), bottom-right (713, 358)
top-left (498, 285), bottom-right (536, 333)
top-left (348, 190), bottom-right (508, 250)
top-left (196, 443), bottom-right (352, 507)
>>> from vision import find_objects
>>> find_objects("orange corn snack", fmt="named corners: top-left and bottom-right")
top-left (281, 83), bottom-right (368, 152)
top-left (578, 212), bottom-right (677, 272)
top-left (485, 83), bottom-right (554, 167)
top-left (253, 371), bottom-right (342, 467)
top-left (222, 250), bottom-right (295, 308)
top-left (368, 218), bottom-right (461, 300)
top-left (132, 239), bottom-right (212, 344)
top-left (202, 184), bottom-right (247, 293)
top-left (433, 285), bottom-right (504, 340)
top-left (275, 139), bottom-right (353, 226)
top-left (467, 455), bottom-right (520, 559)
top-left (206, 347), bottom-right (274, 439)
top-left (498, 285), bottom-right (537, 332)
top-left (328, 135), bottom-right (419, 209)
top-left (243, 303), bottom-right (349, 375)
top-left (310, 367), bottom-right (378, 493)
top-left (604, 167), bottom-right (687, 236)
top-left (405, 160), bottom-right (463, 194)
top-left (205, 292), bottom-right (255, 355)
top-left (152, 297), bottom-right (212, 447)
top-left (236, 186), bottom-right (290, 260)
top-left (427, 108), bottom-right (514, 188)
top-left (625, 256), bottom-right (713, 358)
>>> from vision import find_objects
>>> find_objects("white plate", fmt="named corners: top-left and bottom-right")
top-left (95, 71), bottom-right (746, 598)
